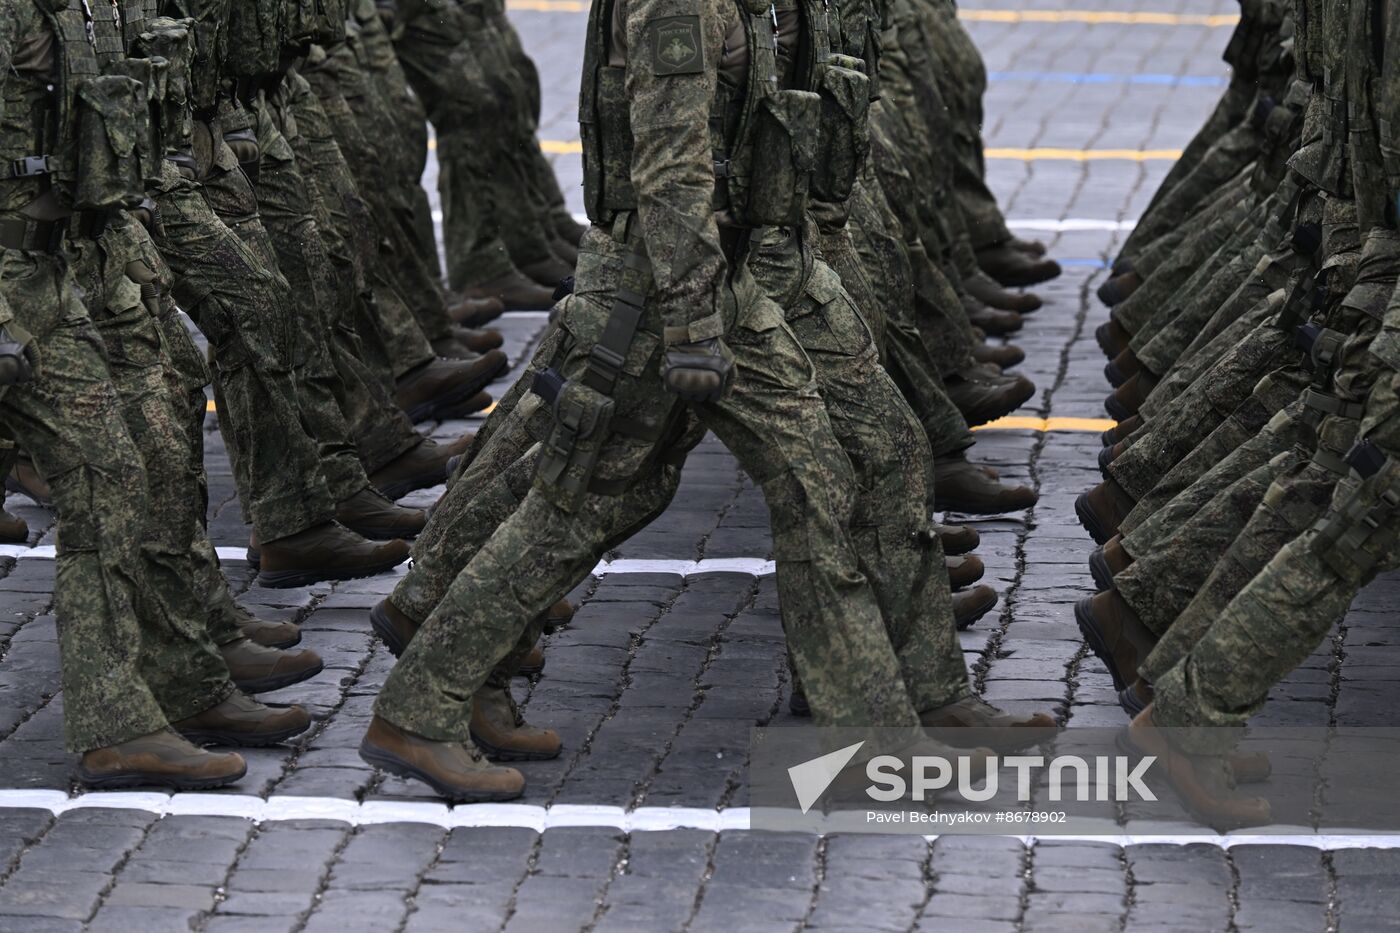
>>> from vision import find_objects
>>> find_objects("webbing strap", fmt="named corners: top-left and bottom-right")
top-left (1302, 387), bottom-right (1364, 419)
top-left (581, 236), bottom-right (652, 396)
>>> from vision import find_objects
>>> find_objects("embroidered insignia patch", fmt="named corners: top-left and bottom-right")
top-left (651, 15), bottom-right (704, 75)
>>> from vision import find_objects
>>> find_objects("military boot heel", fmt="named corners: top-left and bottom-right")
top-left (77, 730), bottom-right (247, 791)
top-left (1074, 591), bottom-right (1157, 692)
top-left (359, 716), bottom-right (524, 802)
top-left (469, 686), bottom-right (562, 761)
top-left (369, 599), bottom-right (420, 658)
top-left (174, 692), bottom-right (312, 747)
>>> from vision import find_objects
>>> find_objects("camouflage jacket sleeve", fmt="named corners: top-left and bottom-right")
top-left (0, 4), bottom-right (17, 324)
top-left (621, 0), bottom-right (730, 345)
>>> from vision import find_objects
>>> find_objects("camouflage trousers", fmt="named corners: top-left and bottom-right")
top-left (0, 250), bottom-right (229, 752)
top-left (376, 225), bottom-right (942, 740)
top-left (153, 164), bottom-right (336, 543)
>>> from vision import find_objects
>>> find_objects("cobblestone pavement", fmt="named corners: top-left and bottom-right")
top-left (1, 2), bottom-right (1398, 931)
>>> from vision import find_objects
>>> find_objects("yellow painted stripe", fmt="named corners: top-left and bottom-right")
top-left (984, 147), bottom-right (1183, 162)
top-left (504, 1), bottom-right (1239, 25)
top-left (974, 416), bottom-right (1117, 432)
top-left (958, 10), bottom-right (1237, 26)
top-left (540, 139), bottom-right (584, 155)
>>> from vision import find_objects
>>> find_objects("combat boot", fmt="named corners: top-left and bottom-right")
top-left (1124, 705), bottom-right (1271, 830)
top-left (1008, 235), bottom-right (1048, 257)
top-left (1074, 477), bottom-right (1135, 544)
top-left (964, 271), bottom-right (1042, 313)
top-left (549, 232), bottom-right (579, 266)
top-left (77, 730), bottom-right (246, 790)
top-left (953, 584), bottom-right (998, 629)
top-left (173, 691), bottom-right (312, 746)
top-left (6, 455), bottom-right (51, 508)
top-left (971, 342), bottom-right (1025, 369)
top-left (1095, 270), bottom-right (1143, 307)
top-left (1105, 347), bottom-right (1143, 387)
top-left (370, 435), bottom-right (474, 500)
top-left (1088, 535), bottom-right (1134, 591)
top-left (0, 508), bottom-right (27, 543)
top-left (944, 367), bottom-right (1036, 427)
top-left (458, 269), bottom-right (555, 311)
top-left (1101, 414), bottom-right (1143, 446)
top-left (469, 685), bottom-right (562, 761)
top-left (433, 390), bottom-right (494, 421)
top-left (395, 353), bottom-right (508, 423)
top-left (432, 332), bottom-right (498, 361)
top-left (1104, 370), bottom-right (1157, 420)
top-left (447, 295), bottom-right (506, 328)
top-left (359, 715), bottom-right (525, 802)
top-left (1095, 318), bottom-right (1132, 358)
top-left (451, 324), bottom-right (504, 352)
top-left (1074, 590), bottom-right (1157, 691)
top-left (933, 455), bottom-right (1038, 513)
top-left (544, 598), bottom-right (575, 631)
top-left (370, 598), bottom-right (419, 657)
top-left (256, 521), bottom-right (410, 588)
top-left (946, 554), bottom-right (985, 589)
top-left (921, 696), bottom-right (1056, 751)
top-left (336, 487), bottom-right (427, 540)
top-left (965, 299), bottom-right (1024, 336)
top-left (238, 617), bottom-right (301, 649)
top-left (936, 523), bottom-right (980, 555)
top-left (517, 644), bottom-right (546, 676)
top-left (976, 241), bottom-right (1062, 287)
top-left (1118, 677), bottom-right (1153, 716)
top-left (220, 637), bottom-right (324, 693)
top-left (517, 254), bottom-right (574, 289)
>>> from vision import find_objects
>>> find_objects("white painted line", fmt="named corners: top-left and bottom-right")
top-left (1006, 218), bottom-right (1136, 232)
top-left (0, 790), bottom-right (1396, 848)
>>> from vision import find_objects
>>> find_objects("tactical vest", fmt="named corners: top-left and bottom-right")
top-left (225, 0), bottom-right (287, 77)
top-left (159, 0), bottom-right (231, 114)
top-left (285, 0), bottom-right (350, 48)
top-left (130, 17), bottom-right (199, 152)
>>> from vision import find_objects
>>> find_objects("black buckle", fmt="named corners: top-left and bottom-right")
top-left (8, 156), bottom-right (53, 179)
top-left (1345, 439), bottom-right (1388, 479)
top-left (531, 367), bottom-right (566, 406)
top-left (587, 345), bottom-right (626, 383)
top-left (713, 159), bottom-right (732, 179)
top-left (552, 276), bottom-right (575, 302)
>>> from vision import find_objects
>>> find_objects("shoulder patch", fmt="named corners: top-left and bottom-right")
top-left (650, 15), bottom-right (705, 75)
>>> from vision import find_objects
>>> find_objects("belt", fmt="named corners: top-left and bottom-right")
top-left (0, 216), bottom-right (67, 252)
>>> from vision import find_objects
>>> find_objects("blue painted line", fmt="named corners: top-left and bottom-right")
top-left (988, 71), bottom-right (1226, 87)
top-left (1059, 258), bottom-right (1112, 268)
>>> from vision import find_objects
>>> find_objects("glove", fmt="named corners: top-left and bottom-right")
top-left (661, 337), bottom-right (735, 403)
top-left (0, 325), bottom-right (39, 387)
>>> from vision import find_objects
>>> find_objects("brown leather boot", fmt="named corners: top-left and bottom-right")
top-left (976, 241), bottom-right (1061, 287)
top-left (447, 295), bottom-right (506, 328)
top-left (6, 455), bottom-right (51, 508)
top-left (1105, 370), bottom-right (1158, 420)
top-left (1074, 590), bottom-right (1157, 692)
top-left (965, 301), bottom-right (1024, 336)
top-left (517, 254), bottom-right (574, 289)
top-left (0, 508), bottom-right (27, 543)
top-left (548, 233), bottom-right (579, 266)
top-left (1118, 677), bottom-right (1153, 716)
top-left (1095, 270), bottom-right (1143, 307)
top-left (220, 637), bottom-right (324, 693)
top-left (1008, 235), bottom-right (1047, 257)
top-left (517, 644), bottom-right (545, 676)
top-left (964, 271), bottom-right (1042, 313)
top-left (934, 455), bottom-right (1038, 513)
top-left (396, 353), bottom-right (508, 423)
top-left (544, 598), bottom-right (575, 630)
top-left (1074, 477), bottom-right (1135, 544)
top-left (946, 554), bottom-right (985, 589)
top-left (469, 686), bottom-right (562, 761)
top-left (238, 617), bottom-right (301, 650)
top-left (77, 730), bottom-right (246, 790)
top-left (1124, 705), bottom-right (1271, 830)
top-left (921, 695), bottom-right (1056, 751)
top-left (451, 325), bottom-right (504, 352)
top-left (1101, 413), bottom-right (1144, 446)
top-left (336, 487), bottom-right (427, 540)
top-left (1088, 534), bottom-right (1134, 592)
top-left (1095, 318), bottom-right (1132, 357)
top-left (458, 269), bottom-right (554, 311)
top-left (257, 522), bottom-right (409, 588)
top-left (369, 598), bottom-right (419, 657)
top-left (173, 691), bottom-right (311, 746)
top-left (371, 436), bottom-right (473, 500)
top-left (359, 715), bottom-right (525, 802)
top-left (971, 342), bottom-right (1025, 369)
top-left (1105, 347), bottom-right (1143, 387)
top-left (936, 523), bottom-right (980, 556)
top-left (554, 214), bottom-right (586, 247)
top-left (945, 367), bottom-right (1036, 427)
top-left (431, 333), bottom-right (496, 362)
top-left (953, 584), bottom-right (998, 629)
top-left (433, 389), bottom-right (494, 420)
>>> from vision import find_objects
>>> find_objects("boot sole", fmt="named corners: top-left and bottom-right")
top-left (374, 467), bottom-right (449, 502)
top-left (1097, 444), bottom-right (1116, 480)
top-left (76, 761), bottom-right (247, 791)
top-left (403, 357), bottom-right (509, 424)
top-left (954, 592), bottom-right (998, 630)
top-left (257, 553), bottom-right (407, 590)
top-left (1105, 361), bottom-right (1126, 387)
top-left (470, 730), bottom-right (562, 762)
top-left (233, 658), bottom-right (325, 695)
top-left (515, 664), bottom-right (544, 677)
top-left (1118, 683), bottom-right (1149, 718)
top-left (370, 603), bottom-right (410, 658)
top-left (178, 718), bottom-right (311, 748)
top-left (1075, 596), bottom-right (1127, 693)
top-left (358, 741), bottom-right (523, 802)
top-left (987, 267), bottom-right (1061, 289)
top-left (1075, 492), bottom-right (1111, 545)
top-left (1095, 321), bottom-right (1123, 357)
top-left (1088, 548), bottom-right (1115, 592)
top-left (1104, 395), bottom-right (1132, 421)
top-left (958, 381), bottom-right (1037, 429)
